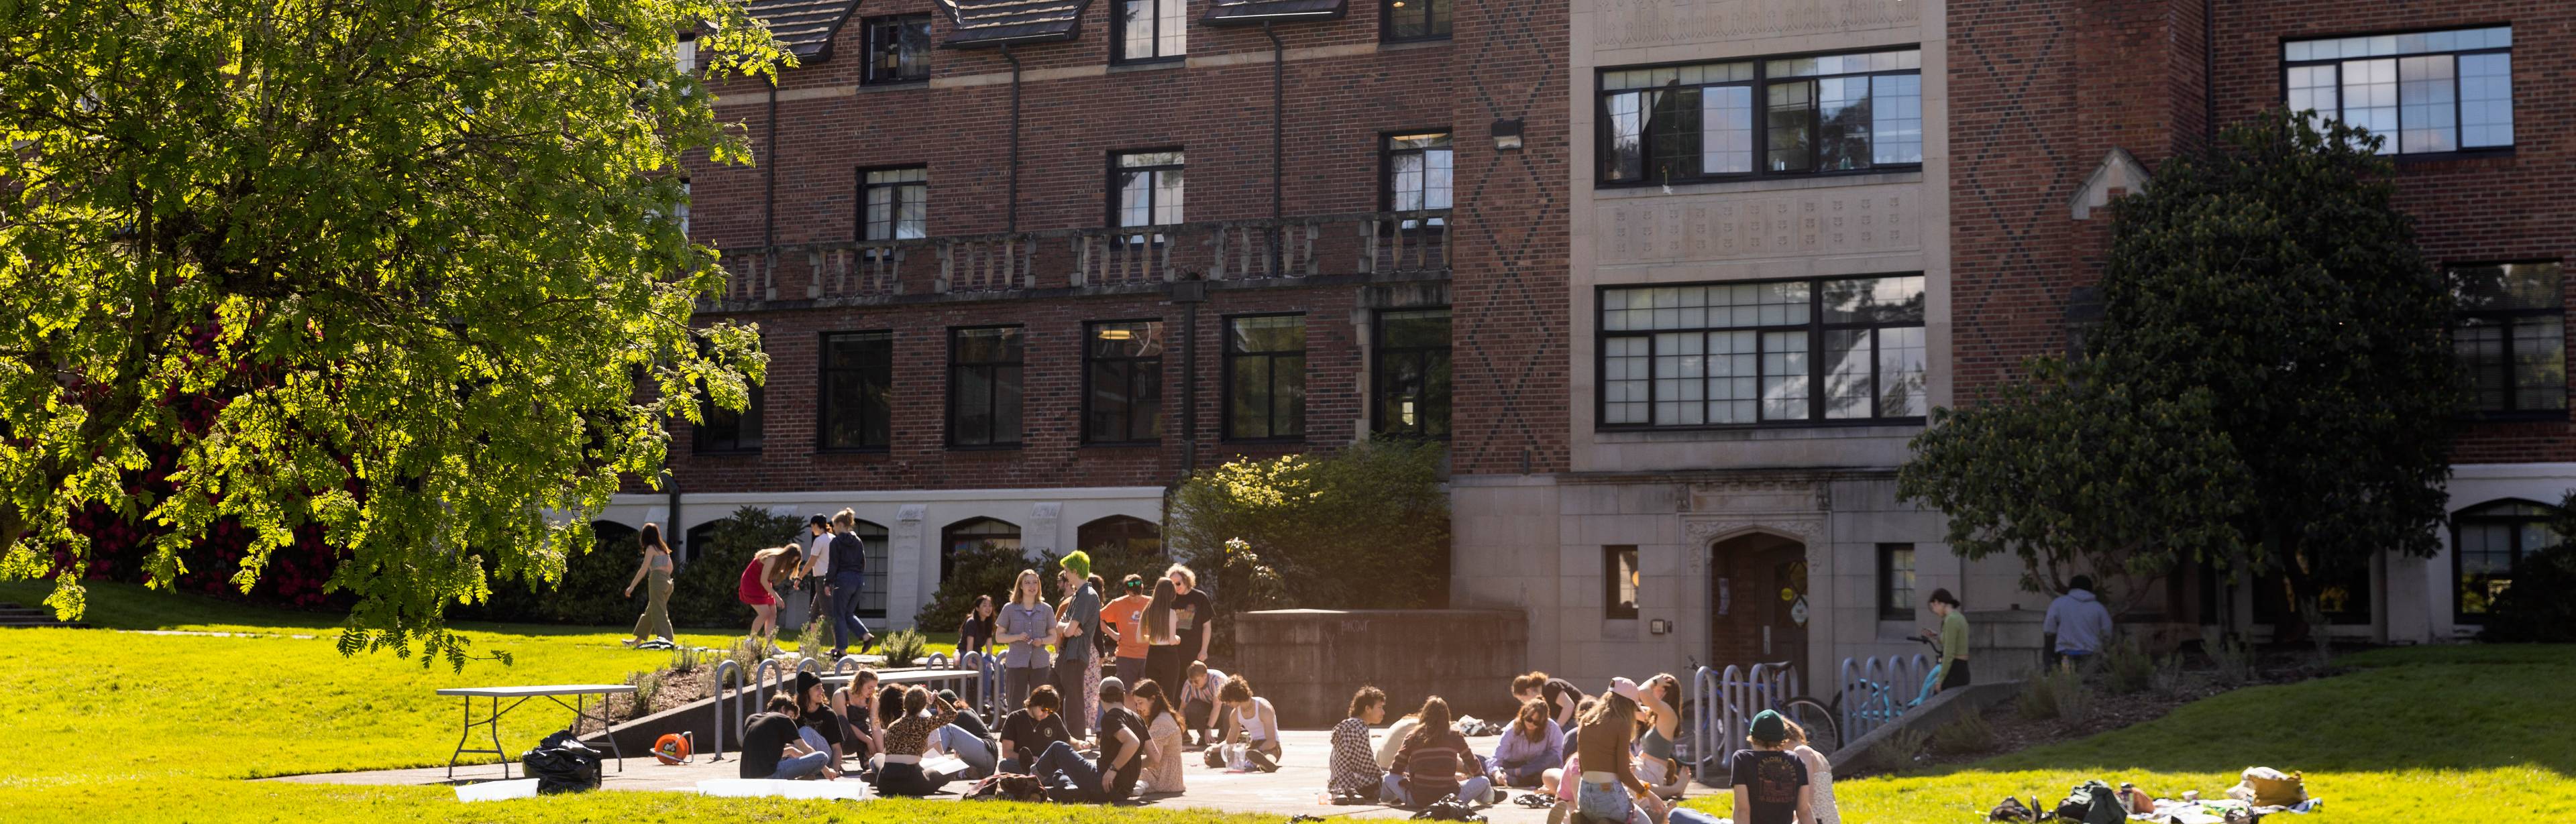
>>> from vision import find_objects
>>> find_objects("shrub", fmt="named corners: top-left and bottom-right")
top-left (1868, 726), bottom-right (1929, 772)
top-left (879, 629), bottom-right (928, 668)
top-left (1167, 439), bottom-right (1448, 656)
top-left (2203, 627), bottom-right (2254, 687)
top-left (667, 506), bottom-right (808, 629)
top-left (795, 611), bottom-right (830, 658)
top-left (1929, 711), bottom-right (1996, 754)
top-left (2017, 664), bottom-right (2092, 723)
top-left (452, 522), bottom-right (644, 626)
top-left (2481, 543), bottom-right (2576, 643)
top-left (627, 670), bottom-right (663, 721)
top-left (2104, 636), bottom-right (2157, 695)
top-left (669, 645), bottom-right (704, 674)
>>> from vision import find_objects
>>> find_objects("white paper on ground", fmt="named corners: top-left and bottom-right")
top-left (921, 754), bottom-right (969, 776)
top-left (453, 778), bottom-right (541, 802)
top-left (694, 778), bottom-right (871, 800)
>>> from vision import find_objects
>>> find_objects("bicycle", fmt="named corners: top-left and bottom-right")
top-left (1827, 635), bottom-right (1945, 746)
top-left (1672, 656), bottom-right (1845, 760)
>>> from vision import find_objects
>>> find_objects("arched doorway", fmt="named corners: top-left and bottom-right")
top-left (1707, 531), bottom-right (1810, 683)
top-left (1076, 515), bottom-right (1163, 555)
top-left (941, 517), bottom-right (1022, 582)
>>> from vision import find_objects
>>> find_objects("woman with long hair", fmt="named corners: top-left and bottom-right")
top-left (1570, 681), bottom-right (1667, 824)
top-left (621, 523), bottom-right (677, 647)
top-left (1635, 672), bottom-right (1688, 799)
top-left (1131, 678), bottom-right (1185, 794)
top-left (1386, 695), bottom-right (1493, 807)
top-left (992, 569), bottom-right (1057, 710)
top-left (738, 543), bottom-right (802, 654)
top-left (958, 594), bottom-right (998, 656)
top-left (1489, 697), bottom-right (1564, 788)
top-left (1143, 577), bottom-right (1186, 703)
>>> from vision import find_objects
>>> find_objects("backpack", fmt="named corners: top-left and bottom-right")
top-left (1986, 795), bottom-right (2038, 821)
top-left (966, 772), bottom-right (1049, 803)
top-left (2055, 780), bottom-right (2124, 824)
top-left (520, 730), bottom-right (602, 794)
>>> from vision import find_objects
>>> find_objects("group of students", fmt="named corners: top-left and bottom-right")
top-left (952, 552), bottom-right (1222, 748)
top-left (616, 510), bottom-right (886, 658)
top-left (1321, 670), bottom-right (1845, 824)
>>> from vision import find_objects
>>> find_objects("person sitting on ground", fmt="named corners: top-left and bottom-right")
top-left (1540, 697), bottom-right (1599, 795)
top-left (876, 686), bottom-right (971, 796)
top-left (1132, 678), bottom-right (1186, 794)
top-left (1179, 660), bottom-right (1229, 747)
top-left (1513, 670), bottom-right (1588, 734)
top-left (1635, 673), bottom-right (1688, 800)
top-left (740, 693), bottom-right (840, 780)
top-left (926, 689), bottom-right (1000, 779)
top-left (999, 685), bottom-right (1073, 775)
top-left (1724, 710), bottom-right (1810, 824)
top-left (2043, 575), bottom-right (2116, 669)
top-left (1784, 719), bottom-right (1839, 824)
top-left (791, 672), bottom-right (847, 770)
top-left (1570, 681), bottom-right (1666, 824)
top-left (834, 670), bottom-right (882, 763)
top-left (1375, 704), bottom-right (1422, 772)
top-left (1385, 695), bottom-right (1495, 807)
top-left (938, 689), bottom-right (992, 738)
top-left (1026, 677), bottom-right (1150, 803)
top-left (1330, 686), bottom-right (1390, 801)
top-left (1489, 697), bottom-right (1563, 788)
top-left (1214, 673), bottom-right (1283, 772)
top-left (1921, 588), bottom-right (1972, 693)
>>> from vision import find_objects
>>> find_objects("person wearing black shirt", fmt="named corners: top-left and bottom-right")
top-left (792, 672), bottom-right (845, 767)
top-left (999, 685), bottom-right (1073, 774)
top-left (740, 694), bottom-right (840, 780)
top-left (1729, 710), bottom-right (1811, 824)
top-left (1027, 677), bottom-right (1149, 803)
top-left (959, 595), bottom-right (998, 656)
top-left (1512, 671), bottom-right (1589, 734)
top-left (826, 509), bottom-right (876, 657)
top-left (1164, 565), bottom-right (1216, 669)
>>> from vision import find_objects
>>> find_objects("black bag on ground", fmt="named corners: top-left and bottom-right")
top-left (521, 730), bottom-right (603, 794)
top-left (2055, 780), bottom-right (2123, 824)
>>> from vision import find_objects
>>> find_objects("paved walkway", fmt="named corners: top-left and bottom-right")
top-left (265, 729), bottom-right (1663, 821)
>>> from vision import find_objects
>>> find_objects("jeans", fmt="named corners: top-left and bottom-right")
top-left (1054, 657), bottom-right (1095, 738)
top-left (1577, 776), bottom-right (1642, 824)
top-left (936, 723), bottom-right (998, 778)
top-left (1030, 740), bottom-right (1112, 802)
top-left (1667, 807), bottom-right (1725, 824)
top-left (1006, 666), bottom-right (1052, 713)
top-left (771, 750), bottom-right (832, 780)
top-left (1115, 656), bottom-right (1148, 686)
top-left (797, 727), bottom-right (833, 759)
top-left (1495, 758), bottom-right (1552, 787)
top-left (1383, 773), bottom-right (1492, 807)
top-left (828, 574), bottom-right (870, 652)
top-left (1183, 699), bottom-right (1231, 742)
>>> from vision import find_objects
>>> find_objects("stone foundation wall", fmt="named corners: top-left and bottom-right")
top-left (1230, 608), bottom-right (1527, 729)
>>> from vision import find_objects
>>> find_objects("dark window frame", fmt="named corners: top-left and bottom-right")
top-left (817, 330), bottom-right (895, 453)
top-left (1595, 46), bottom-right (1925, 188)
top-left (946, 325), bottom-right (1026, 449)
top-left (1372, 308), bottom-right (1452, 439)
top-left (1381, 129), bottom-right (1454, 233)
top-left (1083, 318), bottom-right (1167, 446)
top-left (1381, 0), bottom-right (1452, 43)
top-left (1107, 148), bottom-right (1185, 243)
top-left (1593, 274), bottom-right (1930, 431)
top-left (2448, 259), bottom-right (2566, 421)
top-left (941, 517), bottom-right (1022, 582)
top-left (2278, 24), bottom-right (2515, 161)
top-left (849, 519), bottom-right (893, 619)
top-left (693, 384), bottom-right (764, 455)
top-left (1113, 0), bottom-right (1185, 64)
top-left (1877, 543), bottom-right (1917, 621)
top-left (1222, 312), bottom-right (1308, 443)
top-left (856, 164), bottom-right (928, 243)
top-left (862, 15), bottom-right (933, 84)
top-left (1605, 545), bottom-right (1641, 620)
top-left (2449, 497), bottom-right (2558, 625)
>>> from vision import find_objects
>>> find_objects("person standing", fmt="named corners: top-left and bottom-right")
top-left (1165, 564), bottom-right (1216, 673)
top-left (994, 569), bottom-right (1057, 710)
top-left (798, 514), bottom-right (834, 646)
top-left (958, 594), bottom-right (998, 656)
top-left (1922, 588), bottom-right (1972, 692)
top-left (826, 509), bottom-right (875, 658)
top-left (1104, 575), bottom-right (1152, 683)
top-left (1142, 578), bottom-right (1186, 711)
top-left (621, 523), bottom-right (676, 647)
top-left (1053, 552), bottom-right (1104, 739)
top-left (738, 544), bottom-right (801, 654)
top-left (2042, 575), bottom-right (2116, 668)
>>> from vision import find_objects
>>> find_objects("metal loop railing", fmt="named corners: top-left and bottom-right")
top-left (1835, 652), bottom-right (1933, 743)
top-left (708, 658), bottom-right (745, 761)
top-left (1690, 660), bottom-right (1800, 778)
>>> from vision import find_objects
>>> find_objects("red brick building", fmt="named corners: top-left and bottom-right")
top-left (603, 0), bottom-right (1568, 629)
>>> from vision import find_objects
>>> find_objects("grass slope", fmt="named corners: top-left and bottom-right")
top-left (1686, 644), bottom-right (2576, 823)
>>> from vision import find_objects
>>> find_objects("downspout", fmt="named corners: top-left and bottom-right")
top-left (1262, 23), bottom-right (1285, 275)
top-left (667, 481), bottom-right (684, 562)
top-left (764, 76), bottom-right (778, 248)
top-left (1002, 45), bottom-right (1023, 232)
top-left (2202, 0), bottom-right (2216, 146)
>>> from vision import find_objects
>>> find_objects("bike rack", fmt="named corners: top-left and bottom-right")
top-left (708, 658), bottom-right (745, 761)
top-left (1834, 652), bottom-right (1933, 742)
top-left (1690, 660), bottom-right (1799, 782)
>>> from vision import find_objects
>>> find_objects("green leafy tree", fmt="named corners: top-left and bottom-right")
top-left (0, 1), bottom-right (784, 666)
top-left (1168, 439), bottom-right (1448, 615)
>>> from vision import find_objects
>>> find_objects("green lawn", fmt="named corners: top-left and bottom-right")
top-left (1685, 644), bottom-right (2576, 823)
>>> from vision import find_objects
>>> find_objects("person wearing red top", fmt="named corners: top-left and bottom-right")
top-left (737, 544), bottom-right (801, 654)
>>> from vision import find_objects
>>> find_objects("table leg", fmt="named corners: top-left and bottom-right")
top-left (490, 696), bottom-right (508, 779)
top-left (447, 697), bottom-right (468, 782)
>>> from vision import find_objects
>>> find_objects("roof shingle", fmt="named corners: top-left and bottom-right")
top-left (1202, 0), bottom-right (1347, 25)
top-left (747, 0), bottom-right (863, 61)
top-left (936, 0), bottom-right (1092, 47)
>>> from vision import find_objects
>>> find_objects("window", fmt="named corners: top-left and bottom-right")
top-left (1877, 544), bottom-right (1916, 621)
top-left (2452, 499), bottom-right (2560, 623)
top-left (941, 518), bottom-right (1021, 582)
top-left (849, 520), bottom-right (892, 618)
top-left (1374, 309), bottom-right (1451, 438)
top-left (694, 386), bottom-right (763, 454)
top-left (864, 15), bottom-right (932, 84)
top-left (1383, 0), bottom-right (1450, 42)
top-left (676, 34), bottom-right (698, 75)
top-left (1077, 515), bottom-right (1163, 555)
top-left (2284, 26), bottom-right (2512, 154)
top-left (1599, 48), bottom-right (1921, 184)
top-left (1116, 0), bottom-right (1185, 62)
top-left (819, 331), bottom-right (894, 450)
top-left (1085, 320), bottom-right (1165, 444)
top-left (1111, 150), bottom-right (1184, 239)
top-left (1225, 314), bottom-right (1306, 440)
top-left (1384, 131), bottom-right (1452, 230)
top-left (2452, 261), bottom-right (2565, 416)
top-left (1600, 275), bottom-right (1927, 428)
top-left (949, 327), bottom-right (1024, 447)
top-left (1605, 546), bottom-right (1640, 620)
top-left (859, 166), bottom-right (927, 242)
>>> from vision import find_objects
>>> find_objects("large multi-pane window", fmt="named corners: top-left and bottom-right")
top-left (2285, 26), bottom-right (2511, 155)
top-left (695, 386), bottom-right (763, 454)
top-left (2452, 499), bottom-right (2559, 623)
top-left (1112, 150), bottom-right (1184, 242)
top-left (948, 327), bottom-right (1024, 447)
top-left (941, 518), bottom-right (1020, 582)
top-left (819, 331), bottom-right (893, 451)
top-left (1226, 314), bottom-right (1306, 440)
top-left (1116, 0), bottom-right (1185, 62)
top-left (2452, 261), bottom-right (2565, 416)
top-left (1385, 131), bottom-right (1452, 230)
top-left (1384, 0), bottom-right (1450, 42)
top-left (1085, 320), bottom-right (1165, 445)
top-left (859, 166), bottom-right (927, 242)
top-left (863, 15), bottom-right (931, 84)
top-left (1599, 48), bottom-right (1921, 184)
top-left (1601, 275), bottom-right (1926, 428)
top-left (1374, 309), bottom-right (1451, 438)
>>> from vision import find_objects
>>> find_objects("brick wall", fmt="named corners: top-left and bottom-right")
top-left (1951, 1), bottom-right (2576, 463)
top-left (665, 0), bottom-right (1571, 494)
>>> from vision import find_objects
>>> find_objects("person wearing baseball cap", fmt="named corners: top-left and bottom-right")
top-left (1722, 709), bottom-right (1811, 824)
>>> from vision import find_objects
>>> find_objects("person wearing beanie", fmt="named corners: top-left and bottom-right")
top-left (1725, 710), bottom-right (1811, 824)
top-left (2043, 575), bottom-right (2116, 668)
top-left (1053, 553), bottom-right (1106, 738)
top-left (791, 671), bottom-right (847, 770)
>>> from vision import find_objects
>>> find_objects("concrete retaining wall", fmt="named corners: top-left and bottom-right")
top-left (1230, 608), bottom-right (1528, 729)
top-left (1823, 681), bottom-right (2020, 770)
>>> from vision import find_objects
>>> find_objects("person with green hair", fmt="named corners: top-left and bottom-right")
top-left (1053, 551), bottom-right (1105, 738)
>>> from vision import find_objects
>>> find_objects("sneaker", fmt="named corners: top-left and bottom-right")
top-left (1247, 749), bottom-right (1278, 772)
